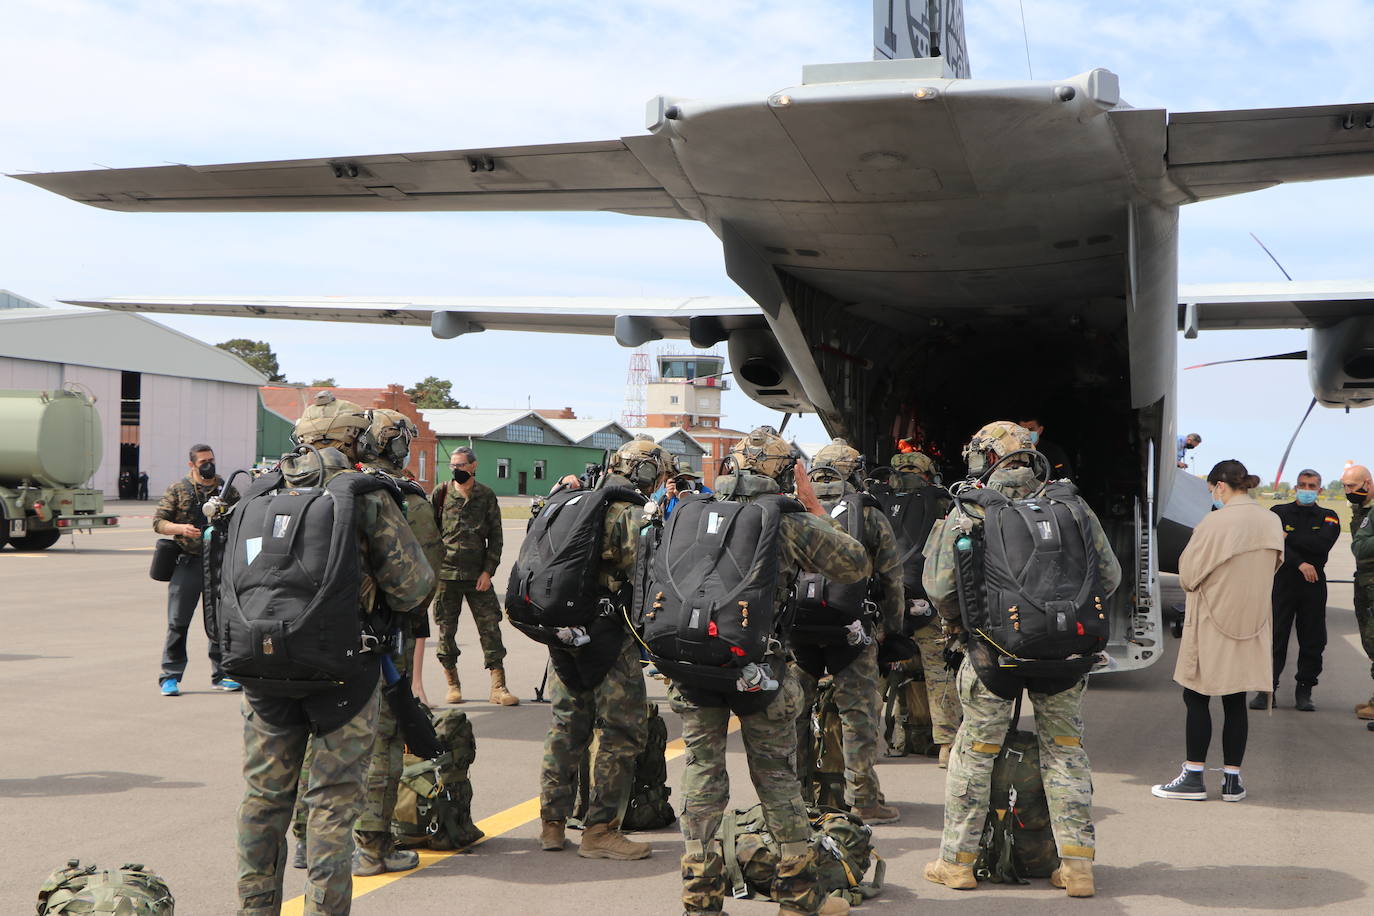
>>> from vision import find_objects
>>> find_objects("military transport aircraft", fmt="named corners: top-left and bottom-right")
top-left (13, 1), bottom-right (1374, 673)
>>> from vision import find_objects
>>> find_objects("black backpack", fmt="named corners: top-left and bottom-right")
top-left (790, 493), bottom-right (878, 645)
top-left (570, 702), bottom-right (676, 832)
top-left (634, 493), bottom-right (802, 690)
top-left (870, 485), bottom-right (950, 617)
top-left (215, 465), bottom-right (396, 694)
top-left (505, 486), bottom-right (647, 647)
top-left (975, 694), bottom-right (1060, 883)
top-left (953, 480), bottom-right (1108, 679)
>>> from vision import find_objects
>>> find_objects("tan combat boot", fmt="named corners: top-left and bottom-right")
top-left (851, 802), bottom-right (900, 825)
top-left (578, 821), bottom-right (651, 860)
top-left (923, 858), bottom-right (977, 890)
top-left (1355, 700), bottom-right (1374, 719)
top-left (540, 820), bottom-right (566, 851)
top-left (937, 744), bottom-right (951, 768)
top-left (1051, 858), bottom-right (1095, 897)
top-left (489, 667), bottom-right (519, 706)
top-left (443, 666), bottom-right (463, 705)
top-left (778, 896), bottom-right (850, 916)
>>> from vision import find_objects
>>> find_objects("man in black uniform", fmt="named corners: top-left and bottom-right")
top-left (1252, 469), bottom-right (1342, 711)
top-left (1016, 415), bottom-right (1074, 480)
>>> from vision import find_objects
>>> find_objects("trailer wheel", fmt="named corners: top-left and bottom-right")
top-left (9, 529), bottom-right (61, 551)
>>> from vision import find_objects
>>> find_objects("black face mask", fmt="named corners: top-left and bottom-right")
top-left (197, 461), bottom-right (216, 480)
top-left (1347, 490), bottom-right (1369, 506)
top-left (451, 469), bottom-right (472, 484)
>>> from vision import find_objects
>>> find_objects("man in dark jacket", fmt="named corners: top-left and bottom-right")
top-left (1253, 470), bottom-right (1342, 711)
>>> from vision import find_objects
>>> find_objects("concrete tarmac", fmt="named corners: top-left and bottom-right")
top-left (2, 517), bottom-right (1371, 914)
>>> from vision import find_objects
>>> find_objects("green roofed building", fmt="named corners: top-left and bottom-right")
top-left (421, 408), bottom-right (634, 496)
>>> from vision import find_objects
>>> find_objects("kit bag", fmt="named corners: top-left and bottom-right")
top-left (954, 480), bottom-right (1107, 679)
top-left (974, 694), bottom-right (1060, 883)
top-left (215, 467), bottom-right (394, 695)
top-left (881, 658), bottom-right (937, 758)
top-left (393, 708), bottom-right (483, 850)
top-left (719, 805), bottom-right (884, 906)
top-left (505, 486), bottom-right (646, 647)
top-left (569, 702), bottom-right (676, 832)
top-left (37, 859), bottom-right (174, 915)
top-left (634, 494), bottom-right (802, 690)
top-left (798, 679), bottom-right (848, 810)
top-left (149, 539), bottom-right (180, 582)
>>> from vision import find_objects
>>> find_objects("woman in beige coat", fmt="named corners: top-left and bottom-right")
top-left (1152, 460), bottom-right (1283, 803)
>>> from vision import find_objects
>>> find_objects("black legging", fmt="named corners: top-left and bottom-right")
top-left (1183, 688), bottom-right (1248, 767)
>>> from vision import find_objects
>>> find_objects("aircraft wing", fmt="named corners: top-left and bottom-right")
top-left (13, 138), bottom-right (689, 219)
top-left (1177, 281), bottom-right (1374, 334)
top-left (1168, 102), bottom-right (1374, 201)
top-left (60, 294), bottom-right (765, 346)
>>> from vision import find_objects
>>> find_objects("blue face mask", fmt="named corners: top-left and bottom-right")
top-left (1295, 489), bottom-right (1319, 506)
top-left (1028, 430), bottom-right (1041, 445)
top-left (1211, 485), bottom-right (1225, 510)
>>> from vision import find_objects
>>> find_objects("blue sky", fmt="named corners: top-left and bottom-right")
top-left (2, 1), bottom-right (1371, 480)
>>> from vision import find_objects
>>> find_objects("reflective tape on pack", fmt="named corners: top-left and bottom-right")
top-left (1052, 735), bottom-right (1082, 747)
top-left (970, 741), bottom-right (1002, 754)
top-left (1060, 844), bottom-right (1095, 860)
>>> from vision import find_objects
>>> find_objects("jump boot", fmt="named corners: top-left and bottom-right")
top-left (1050, 858), bottom-right (1095, 897)
top-left (578, 820), bottom-right (651, 859)
top-left (353, 831), bottom-right (420, 876)
top-left (1354, 700), bottom-right (1374, 719)
top-left (443, 666), bottom-right (463, 704)
top-left (1294, 685), bottom-right (1315, 711)
top-left (923, 858), bottom-right (977, 890)
top-left (489, 667), bottom-right (519, 706)
top-left (852, 802), bottom-right (900, 825)
top-left (540, 820), bottom-right (566, 851)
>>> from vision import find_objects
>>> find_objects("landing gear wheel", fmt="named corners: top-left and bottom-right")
top-left (9, 529), bottom-right (61, 551)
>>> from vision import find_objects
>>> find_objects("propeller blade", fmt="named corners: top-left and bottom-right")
top-left (1184, 351), bottom-right (1307, 370)
top-left (1274, 397), bottom-right (1318, 488)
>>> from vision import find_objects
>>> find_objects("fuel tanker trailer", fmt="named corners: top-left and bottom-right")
top-left (0, 387), bottom-right (119, 550)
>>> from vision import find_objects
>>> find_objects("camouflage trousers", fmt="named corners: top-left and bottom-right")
top-left (539, 635), bottom-right (648, 825)
top-left (434, 578), bottom-right (506, 670)
top-left (292, 630), bottom-right (416, 848)
top-left (1355, 578), bottom-right (1374, 696)
top-left (670, 667), bottom-right (823, 916)
top-left (790, 644), bottom-right (883, 807)
top-left (940, 657), bottom-right (1094, 866)
top-left (914, 625), bottom-right (963, 745)
top-left (237, 686), bottom-right (380, 916)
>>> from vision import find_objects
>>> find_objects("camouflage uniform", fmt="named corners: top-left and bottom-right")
top-left (153, 473), bottom-right (225, 686)
top-left (237, 447), bottom-right (434, 916)
top-left (921, 421), bottom-right (1121, 871)
top-left (539, 496), bottom-right (648, 827)
top-left (1349, 500), bottom-right (1374, 700)
top-left (790, 491), bottom-right (903, 809)
top-left (673, 438), bottom-right (871, 916)
top-left (433, 480), bottom-right (506, 670)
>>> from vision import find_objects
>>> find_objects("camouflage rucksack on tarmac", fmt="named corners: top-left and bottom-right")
top-left (570, 702), bottom-right (676, 832)
top-left (719, 805), bottom-right (885, 906)
top-left (881, 657), bottom-right (938, 758)
top-left (798, 680), bottom-right (847, 810)
top-left (974, 694), bottom-right (1060, 883)
top-left (36, 859), bottom-right (174, 914)
top-left (392, 708), bottom-right (484, 851)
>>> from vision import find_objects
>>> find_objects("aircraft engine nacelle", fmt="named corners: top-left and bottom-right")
top-left (727, 330), bottom-right (813, 413)
top-left (1309, 316), bottom-right (1374, 408)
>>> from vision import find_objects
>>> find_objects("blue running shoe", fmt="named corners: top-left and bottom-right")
top-left (160, 678), bottom-right (181, 697)
top-left (214, 678), bottom-right (243, 692)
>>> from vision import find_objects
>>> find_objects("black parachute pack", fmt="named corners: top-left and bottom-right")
top-left (505, 485), bottom-right (647, 648)
top-left (869, 485), bottom-right (950, 628)
top-left (213, 460), bottom-right (401, 695)
top-left (634, 492), bottom-right (803, 691)
top-left (570, 702), bottom-right (676, 832)
top-left (952, 479), bottom-right (1108, 686)
top-left (974, 693), bottom-right (1060, 883)
top-left (790, 492), bottom-right (880, 646)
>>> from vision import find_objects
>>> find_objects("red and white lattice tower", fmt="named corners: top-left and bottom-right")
top-left (620, 348), bottom-right (649, 428)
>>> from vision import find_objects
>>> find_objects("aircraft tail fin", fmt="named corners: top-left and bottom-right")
top-left (873, 1), bottom-right (971, 77)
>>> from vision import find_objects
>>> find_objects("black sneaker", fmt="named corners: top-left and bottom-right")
top-left (1248, 692), bottom-right (1271, 710)
top-left (1151, 768), bottom-right (1207, 800)
top-left (1221, 772), bottom-right (1246, 802)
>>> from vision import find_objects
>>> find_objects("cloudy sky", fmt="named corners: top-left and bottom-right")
top-left (2, 0), bottom-right (1372, 480)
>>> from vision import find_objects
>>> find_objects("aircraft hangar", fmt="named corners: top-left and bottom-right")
top-left (0, 291), bottom-right (264, 498)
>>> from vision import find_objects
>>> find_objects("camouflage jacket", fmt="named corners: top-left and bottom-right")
top-left (1351, 498), bottom-right (1372, 539)
top-left (432, 479), bottom-right (503, 581)
top-left (282, 451), bottom-right (435, 618)
top-left (922, 484), bottom-right (1122, 622)
top-left (361, 463), bottom-right (443, 612)
top-left (1351, 507), bottom-right (1374, 577)
top-left (820, 494), bottom-right (904, 636)
top-left (152, 474), bottom-right (222, 556)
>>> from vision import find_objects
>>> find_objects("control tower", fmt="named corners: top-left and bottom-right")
top-left (643, 351), bottom-right (745, 487)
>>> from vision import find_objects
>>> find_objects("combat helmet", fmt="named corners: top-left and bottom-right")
top-left (962, 420), bottom-right (1035, 475)
top-left (812, 438), bottom-right (864, 482)
top-left (358, 408), bottom-right (418, 471)
top-left (609, 435), bottom-right (674, 492)
top-left (890, 450), bottom-right (936, 477)
top-left (291, 390), bottom-right (370, 457)
top-left (728, 426), bottom-right (800, 487)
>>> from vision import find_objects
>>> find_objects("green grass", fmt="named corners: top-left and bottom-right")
top-left (501, 505), bottom-right (536, 520)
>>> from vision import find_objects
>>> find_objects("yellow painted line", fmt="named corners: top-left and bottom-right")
top-left (281, 714), bottom-right (738, 913)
